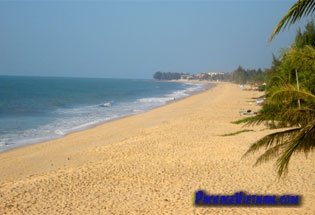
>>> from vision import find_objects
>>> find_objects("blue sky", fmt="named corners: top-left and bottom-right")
top-left (0, 0), bottom-right (308, 79)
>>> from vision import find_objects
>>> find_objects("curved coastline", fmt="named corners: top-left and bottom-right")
top-left (0, 79), bottom-right (212, 153)
top-left (0, 82), bottom-right (314, 214)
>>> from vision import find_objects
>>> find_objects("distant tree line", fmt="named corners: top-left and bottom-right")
top-left (153, 68), bottom-right (267, 84)
top-left (153, 72), bottom-right (184, 80)
top-left (224, 66), bottom-right (265, 84)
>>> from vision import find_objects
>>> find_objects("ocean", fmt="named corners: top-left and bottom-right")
top-left (0, 76), bottom-right (211, 152)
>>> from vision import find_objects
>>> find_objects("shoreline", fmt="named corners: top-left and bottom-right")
top-left (0, 82), bottom-right (217, 181)
top-left (0, 82), bottom-right (314, 214)
top-left (0, 79), bottom-right (213, 154)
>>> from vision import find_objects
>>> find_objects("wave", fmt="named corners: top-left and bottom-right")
top-left (0, 81), bottom-right (211, 152)
top-left (137, 97), bottom-right (175, 103)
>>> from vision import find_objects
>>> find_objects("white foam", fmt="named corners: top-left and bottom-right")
top-left (137, 97), bottom-right (174, 103)
top-left (54, 129), bottom-right (65, 135)
top-left (166, 90), bottom-right (188, 98)
top-left (0, 138), bottom-right (8, 147)
top-left (0, 82), bottom-right (212, 152)
top-left (67, 119), bottom-right (104, 131)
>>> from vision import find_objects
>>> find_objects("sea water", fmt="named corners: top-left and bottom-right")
top-left (0, 76), bottom-right (211, 152)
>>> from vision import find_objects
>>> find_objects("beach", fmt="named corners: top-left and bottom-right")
top-left (0, 82), bottom-right (314, 214)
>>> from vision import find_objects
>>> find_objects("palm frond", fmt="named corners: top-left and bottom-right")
top-left (269, 0), bottom-right (315, 41)
top-left (243, 119), bottom-right (315, 177)
top-left (293, 120), bottom-right (315, 152)
top-left (284, 46), bottom-right (315, 71)
top-left (246, 92), bottom-right (315, 128)
top-left (245, 111), bottom-right (283, 128)
top-left (290, 45), bottom-right (315, 58)
top-left (271, 84), bottom-right (315, 99)
top-left (279, 106), bottom-right (315, 126)
top-left (254, 142), bottom-right (287, 166)
top-left (242, 127), bottom-right (300, 157)
top-left (276, 121), bottom-right (315, 177)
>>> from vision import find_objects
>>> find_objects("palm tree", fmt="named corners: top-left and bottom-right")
top-left (243, 0), bottom-right (315, 178)
top-left (243, 81), bottom-right (315, 177)
top-left (243, 45), bottom-right (315, 177)
top-left (269, 0), bottom-right (315, 41)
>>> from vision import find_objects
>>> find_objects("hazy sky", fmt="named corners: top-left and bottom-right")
top-left (0, 0), bottom-right (308, 79)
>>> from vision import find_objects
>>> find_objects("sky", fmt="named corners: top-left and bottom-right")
top-left (0, 0), bottom-right (309, 79)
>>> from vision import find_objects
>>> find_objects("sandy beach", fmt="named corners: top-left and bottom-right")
top-left (0, 82), bottom-right (314, 214)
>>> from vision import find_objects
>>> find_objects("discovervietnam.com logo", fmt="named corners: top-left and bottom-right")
top-left (194, 190), bottom-right (300, 206)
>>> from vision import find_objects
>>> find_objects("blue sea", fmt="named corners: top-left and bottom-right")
top-left (0, 76), bottom-right (211, 152)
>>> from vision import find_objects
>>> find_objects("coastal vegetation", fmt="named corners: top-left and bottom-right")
top-left (224, 67), bottom-right (265, 85)
top-left (153, 71), bottom-right (226, 81)
top-left (153, 69), bottom-right (264, 83)
top-left (153, 71), bottom-right (184, 80)
top-left (243, 0), bottom-right (315, 177)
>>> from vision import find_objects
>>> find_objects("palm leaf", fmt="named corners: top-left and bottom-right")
top-left (254, 142), bottom-right (287, 166)
top-left (276, 121), bottom-right (315, 176)
top-left (284, 46), bottom-right (315, 71)
top-left (242, 127), bottom-right (300, 157)
top-left (279, 106), bottom-right (315, 126)
top-left (244, 119), bottom-right (315, 177)
top-left (246, 82), bottom-right (315, 125)
top-left (269, 0), bottom-right (315, 41)
top-left (270, 84), bottom-right (315, 100)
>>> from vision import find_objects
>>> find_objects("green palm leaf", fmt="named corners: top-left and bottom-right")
top-left (269, 0), bottom-right (315, 41)
top-left (247, 0), bottom-right (315, 178)
top-left (244, 83), bottom-right (315, 177)
top-left (243, 127), bottom-right (300, 158)
top-left (276, 121), bottom-right (315, 176)
top-left (243, 121), bottom-right (315, 177)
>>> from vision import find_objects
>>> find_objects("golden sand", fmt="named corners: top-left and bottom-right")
top-left (0, 82), bottom-right (314, 214)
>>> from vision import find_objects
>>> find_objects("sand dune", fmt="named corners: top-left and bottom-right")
top-left (0, 82), bottom-right (314, 214)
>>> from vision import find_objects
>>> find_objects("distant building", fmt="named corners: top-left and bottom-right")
top-left (208, 72), bottom-right (225, 77)
top-left (180, 74), bottom-right (192, 80)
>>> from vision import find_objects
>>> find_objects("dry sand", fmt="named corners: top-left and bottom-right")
top-left (0, 82), bottom-right (314, 214)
